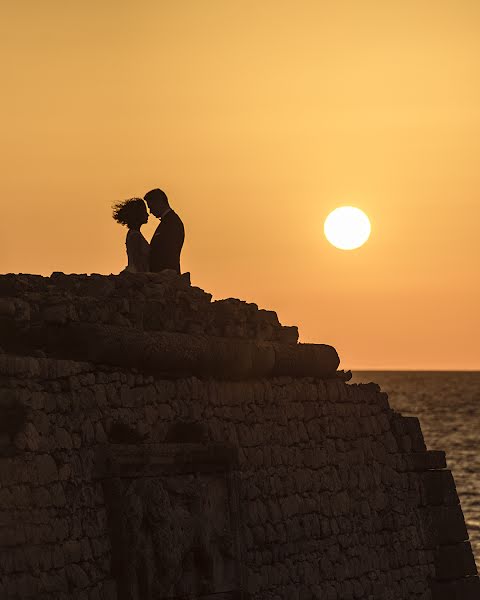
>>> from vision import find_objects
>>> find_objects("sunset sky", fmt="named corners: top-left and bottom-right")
top-left (1, 1), bottom-right (479, 370)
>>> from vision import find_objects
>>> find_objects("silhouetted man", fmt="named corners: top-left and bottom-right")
top-left (144, 188), bottom-right (185, 274)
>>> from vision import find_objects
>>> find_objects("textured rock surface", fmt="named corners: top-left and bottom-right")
top-left (0, 273), bottom-right (478, 599)
top-left (0, 272), bottom-right (338, 379)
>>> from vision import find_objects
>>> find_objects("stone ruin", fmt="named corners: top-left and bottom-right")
top-left (0, 270), bottom-right (478, 599)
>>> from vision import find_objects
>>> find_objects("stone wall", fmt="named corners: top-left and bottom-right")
top-left (0, 273), bottom-right (478, 600)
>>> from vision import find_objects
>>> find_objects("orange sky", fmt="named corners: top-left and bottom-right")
top-left (1, 1), bottom-right (479, 370)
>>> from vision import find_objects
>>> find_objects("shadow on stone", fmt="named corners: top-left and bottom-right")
top-left (165, 422), bottom-right (208, 443)
top-left (0, 391), bottom-right (27, 443)
top-left (108, 422), bottom-right (146, 444)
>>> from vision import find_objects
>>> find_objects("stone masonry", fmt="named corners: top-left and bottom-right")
top-left (0, 272), bottom-right (478, 599)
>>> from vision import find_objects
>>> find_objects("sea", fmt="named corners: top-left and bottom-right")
top-left (351, 371), bottom-right (480, 565)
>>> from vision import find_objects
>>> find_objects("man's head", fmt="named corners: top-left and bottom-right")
top-left (144, 188), bottom-right (169, 217)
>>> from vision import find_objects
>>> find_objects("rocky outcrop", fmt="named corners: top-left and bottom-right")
top-left (0, 272), bottom-right (478, 600)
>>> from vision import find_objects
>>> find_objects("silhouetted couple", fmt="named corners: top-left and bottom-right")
top-left (112, 189), bottom-right (184, 274)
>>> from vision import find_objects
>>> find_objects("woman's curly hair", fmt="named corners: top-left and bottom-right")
top-left (112, 198), bottom-right (147, 228)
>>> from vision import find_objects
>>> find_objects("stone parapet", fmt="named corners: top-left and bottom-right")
top-left (0, 271), bottom-right (299, 343)
top-left (0, 272), bottom-right (341, 379)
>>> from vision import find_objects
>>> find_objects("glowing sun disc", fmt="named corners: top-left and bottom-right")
top-left (324, 206), bottom-right (371, 250)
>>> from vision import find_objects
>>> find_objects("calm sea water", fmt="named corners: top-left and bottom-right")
top-left (351, 371), bottom-right (480, 563)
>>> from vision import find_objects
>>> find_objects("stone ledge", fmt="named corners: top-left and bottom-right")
top-left (431, 576), bottom-right (480, 600)
top-left (0, 273), bottom-right (342, 379)
top-left (421, 505), bottom-right (469, 547)
top-left (404, 451), bottom-right (447, 472)
top-left (434, 542), bottom-right (478, 581)
top-left (420, 470), bottom-right (460, 506)
top-left (0, 322), bottom-right (340, 380)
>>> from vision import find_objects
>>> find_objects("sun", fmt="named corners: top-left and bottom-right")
top-left (324, 206), bottom-right (371, 250)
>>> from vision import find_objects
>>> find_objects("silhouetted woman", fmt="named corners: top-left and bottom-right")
top-left (112, 198), bottom-right (150, 272)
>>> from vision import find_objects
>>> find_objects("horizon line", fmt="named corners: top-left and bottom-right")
top-left (349, 368), bottom-right (480, 372)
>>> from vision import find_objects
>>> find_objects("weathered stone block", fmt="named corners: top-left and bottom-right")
top-left (54, 427), bottom-right (73, 450)
top-left (65, 563), bottom-right (90, 589)
top-left (434, 542), bottom-right (478, 580)
top-left (431, 576), bottom-right (480, 600)
top-left (33, 454), bottom-right (58, 485)
top-left (0, 298), bottom-right (16, 318)
top-left (421, 505), bottom-right (469, 547)
top-left (404, 451), bottom-right (447, 472)
top-left (42, 303), bottom-right (69, 324)
top-left (420, 470), bottom-right (460, 506)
